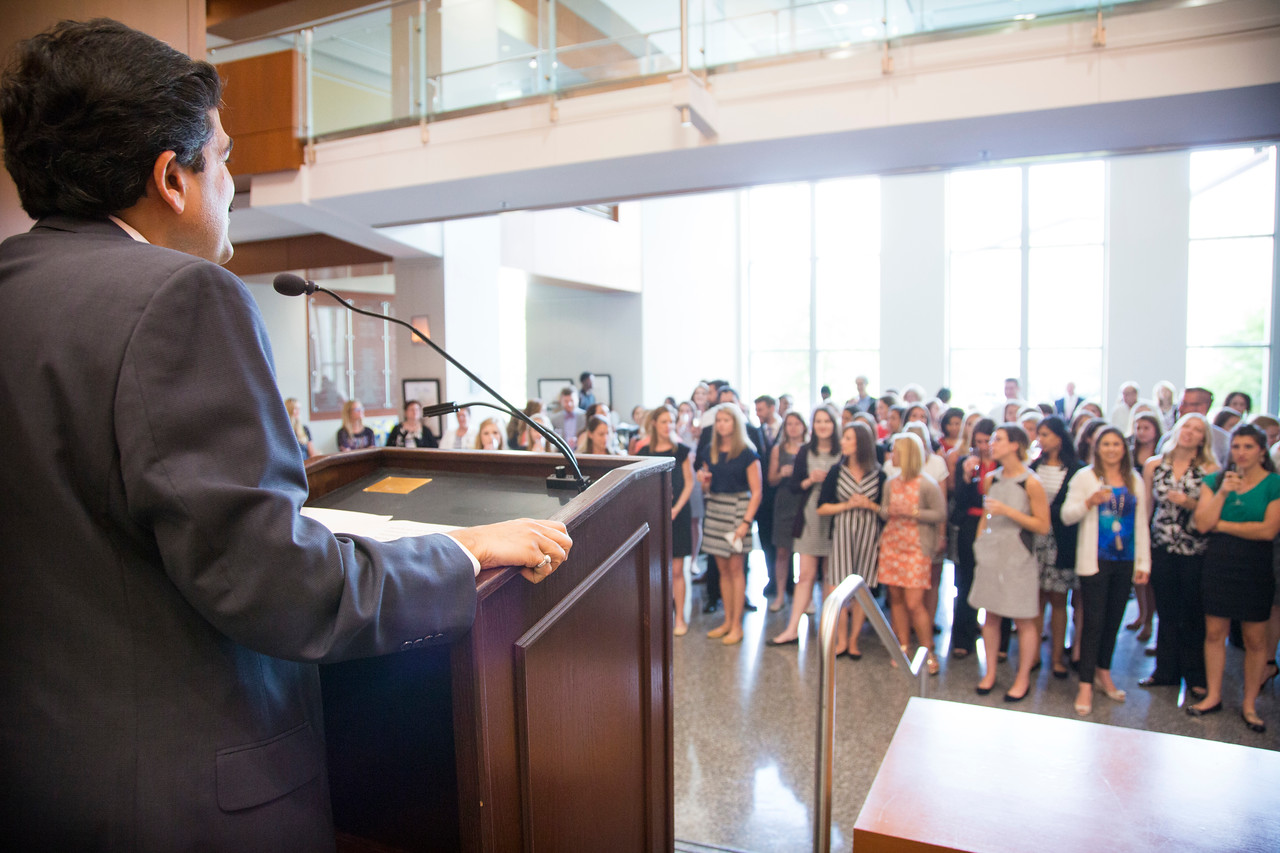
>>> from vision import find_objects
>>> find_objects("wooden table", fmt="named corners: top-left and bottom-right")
top-left (854, 697), bottom-right (1280, 853)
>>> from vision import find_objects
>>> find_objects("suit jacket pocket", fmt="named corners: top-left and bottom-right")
top-left (216, 721), bottom-right (323, 812)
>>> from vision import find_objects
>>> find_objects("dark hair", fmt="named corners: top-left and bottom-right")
top-left (905, 403), bottom-right (930, 425)
top-left (845, 421), bottom-right (879, 474)
top-left (1224, 391), bottom-right (1252, 415)
top-left (842, 403), bottom-right (859, 418)
top-left (1213, 408), bottom-right (1243, 430)
top-left (754, 394), bottom-right (777, 407)
top-left (1034, 415), bottom-right (1079, 469)
top-left (973, 418), bottom-right (997, 440)
top-left (888, 404), bottom-right (909, 425)
top-left (936, 387), bottom-right (952, 403)
top-left (718, 385), bottom-right (739, 402)
top-left (809, 404), bottom-right (840, 453)
top-left (579, 371), bottom-right (593, 383)
top-left (940, 407), bottom-right (964, 437)
top-left (1130, 411), bottom-right (1164, 452)
top-left (1182, 386), bottom-right (1214, 406)
top-left (878, 394), bottom-right (898, 408)
top-left (1077, 417), bottom-right (1109, 465)
top-left (820, 384), bottom-right (831, 395)
top-left (1229, 423), bottom-right (1277, 472)
top-left (1, 19), bottom-right (223, 220)
top-left (1091, 426), bottom-right (1137, 488)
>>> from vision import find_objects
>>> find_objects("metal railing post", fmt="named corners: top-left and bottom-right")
top-left (814, 574), bottom-right (928, 853)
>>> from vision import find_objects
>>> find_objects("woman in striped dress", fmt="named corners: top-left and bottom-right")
top-left (816, 421), bottom-right (886, 658)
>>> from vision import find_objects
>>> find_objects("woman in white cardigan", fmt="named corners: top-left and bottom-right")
top-left (1061, 426), bottom-right (1152, 716)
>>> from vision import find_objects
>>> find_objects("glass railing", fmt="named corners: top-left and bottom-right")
top-left (206, 0), bottom-right (1152, 142)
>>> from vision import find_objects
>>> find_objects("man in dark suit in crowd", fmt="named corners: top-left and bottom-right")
top-left (0, 19), bottom-right (571, 850)
top-left (578, 371), bottom-right (597, 410)
top-left (1055, 380), bottom-right (1081, 419)
top-left (754, 395), bottom-right (781, 600)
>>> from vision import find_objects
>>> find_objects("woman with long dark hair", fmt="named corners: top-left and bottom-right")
top-left (1126, 411), bottom-right (1165, 640)
top-left (815, 421), bottom-right (885, 658)
top-left (1140, 412), bottom-right (1217, 699)
top-left (767, 411), bottom-right (808, 613)
top-left (1190, 423), bottom-right (1280, 732)
top-left (1030, 416), bottom-right (1083, 678)
top-left (949, 418), bottom-right (997, 659)
top-left (1061, 426), bottom-right (1152, 716)
top-left (771, 405), bottom-right (840, 646)
top-left (638, 406), bottom-right (695, 637)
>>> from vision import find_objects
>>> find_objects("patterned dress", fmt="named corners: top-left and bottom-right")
top-left (877, 478), bottom-right (931, 589)
top-left (828, 466), bottom-right (884, 588)
top-left (1149, 457), bottom-right (1209, 556)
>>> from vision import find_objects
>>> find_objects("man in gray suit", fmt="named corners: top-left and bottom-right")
top-left (0, 19), bottom-right (571, 850)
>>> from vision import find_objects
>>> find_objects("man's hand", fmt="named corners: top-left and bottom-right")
top-left (450, 518), bottom-right (572, 584)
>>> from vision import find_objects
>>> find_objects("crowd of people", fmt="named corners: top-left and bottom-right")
top-left (294, 373), bottom-right (1280, 734)
top-left (640, 376), bottom-right (1280, 735)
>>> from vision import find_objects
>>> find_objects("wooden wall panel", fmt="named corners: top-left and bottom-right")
top-left (225, 234), bottom-right (391, 277)
top-left (215, 50), bottom-right (305, 176)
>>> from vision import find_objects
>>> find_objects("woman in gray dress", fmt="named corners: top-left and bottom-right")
top-left (971, 424), bottom-right (1051, 701)
top-left (770, 404), bottom-right (841, 646)
top-left (767, 411), bottom-right (808, 612)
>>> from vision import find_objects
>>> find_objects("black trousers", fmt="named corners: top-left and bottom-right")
top-left (1149, 548), bottom-right (1207, 688)
top-left (757, 485), bottom-right (777, 594)
top-left (951, 515), bottom-right (982, 652)
top-left (1078, 559), bottom-right (1133, 685)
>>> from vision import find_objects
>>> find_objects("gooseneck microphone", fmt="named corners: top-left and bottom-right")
top-left (273, 273), bottom-right (590, 491)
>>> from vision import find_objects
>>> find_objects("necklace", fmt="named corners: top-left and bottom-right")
top-left (1108, 485), bottom-right (1127, 550)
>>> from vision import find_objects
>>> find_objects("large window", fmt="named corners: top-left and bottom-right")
top-left (1185, 146), bottom-right (1276, 407)
top-left (308, 290), bottom-right (397, 419)
top-left (946, 161), bottom-right (1105, 413)
top-left (744, 177), bottom-right (880, 410)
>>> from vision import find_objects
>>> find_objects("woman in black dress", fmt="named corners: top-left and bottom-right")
top-left (386, 400), bottom-right (438, 448)
top-left (638, 406), bottom-right (695, 636)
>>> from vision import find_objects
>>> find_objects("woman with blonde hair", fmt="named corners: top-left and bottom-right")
top-left (285, 397), bottom-right (317, 458)
top-left (473, 417), bottom-right (506, 450)
top-left (638, 406), bottom-right (696, 636)
top-left (337, 400), bottom-right (375, 451)
top-left (1140, 412), bottom-right (1218, 698)
top-left (877, 432), bottom-right (946, 674)
top-left (696, 403), bottom-right (763, 646)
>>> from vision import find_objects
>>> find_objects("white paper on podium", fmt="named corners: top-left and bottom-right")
top-left (301, 507), bottom-right (461, 542)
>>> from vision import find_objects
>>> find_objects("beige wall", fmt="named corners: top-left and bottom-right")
top-left (0, 0), bottom-right (206, 240)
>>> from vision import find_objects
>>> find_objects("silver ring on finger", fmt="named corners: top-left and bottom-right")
top-left (535, 553), bottom-right (552, 569)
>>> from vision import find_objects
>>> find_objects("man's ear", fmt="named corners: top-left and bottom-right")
top-left (149, 151), bottom-right (186, 215)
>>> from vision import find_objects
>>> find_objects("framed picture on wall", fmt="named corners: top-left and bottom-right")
top-left (538, 379), bottom-right (575, 410)
top-left (402, 378), bottom-right (444, 439)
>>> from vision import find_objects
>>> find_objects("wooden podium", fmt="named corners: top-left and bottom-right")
top-left (304, 448), bottom-right (674, 853)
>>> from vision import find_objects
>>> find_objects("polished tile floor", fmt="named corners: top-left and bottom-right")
top-left (671, 552), bottom-right (1280, 851)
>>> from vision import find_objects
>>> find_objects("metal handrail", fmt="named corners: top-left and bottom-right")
top-left (814, 574), bottom-right (928, 853)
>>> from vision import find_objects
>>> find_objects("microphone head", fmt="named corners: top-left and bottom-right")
top-left (273, 273), bottom-right (314, 297)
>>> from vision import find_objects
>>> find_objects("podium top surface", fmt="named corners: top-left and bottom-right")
top-left (308, 466), bottom-right (579, 526)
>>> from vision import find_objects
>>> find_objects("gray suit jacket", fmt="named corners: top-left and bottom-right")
top-left (0, 217), bottom-right (478, 850)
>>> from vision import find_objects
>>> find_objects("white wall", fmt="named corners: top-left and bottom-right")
top-left (638, 191), bottom-right (742, 404)
top-left (525, 281), bottom-right (643, 415)
top-left (501, 204), bottom-right (643, 293)
top-left (1107, 151), bottom-right (1192, 403)
top-left (880, 173), bottom-right (947, 397)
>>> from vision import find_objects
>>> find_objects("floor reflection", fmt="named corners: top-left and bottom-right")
top-left (672, 550), bottom-right (1278, 851)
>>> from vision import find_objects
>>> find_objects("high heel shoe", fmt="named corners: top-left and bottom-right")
top-left (1101, 685), bottom-right (1126, 703)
